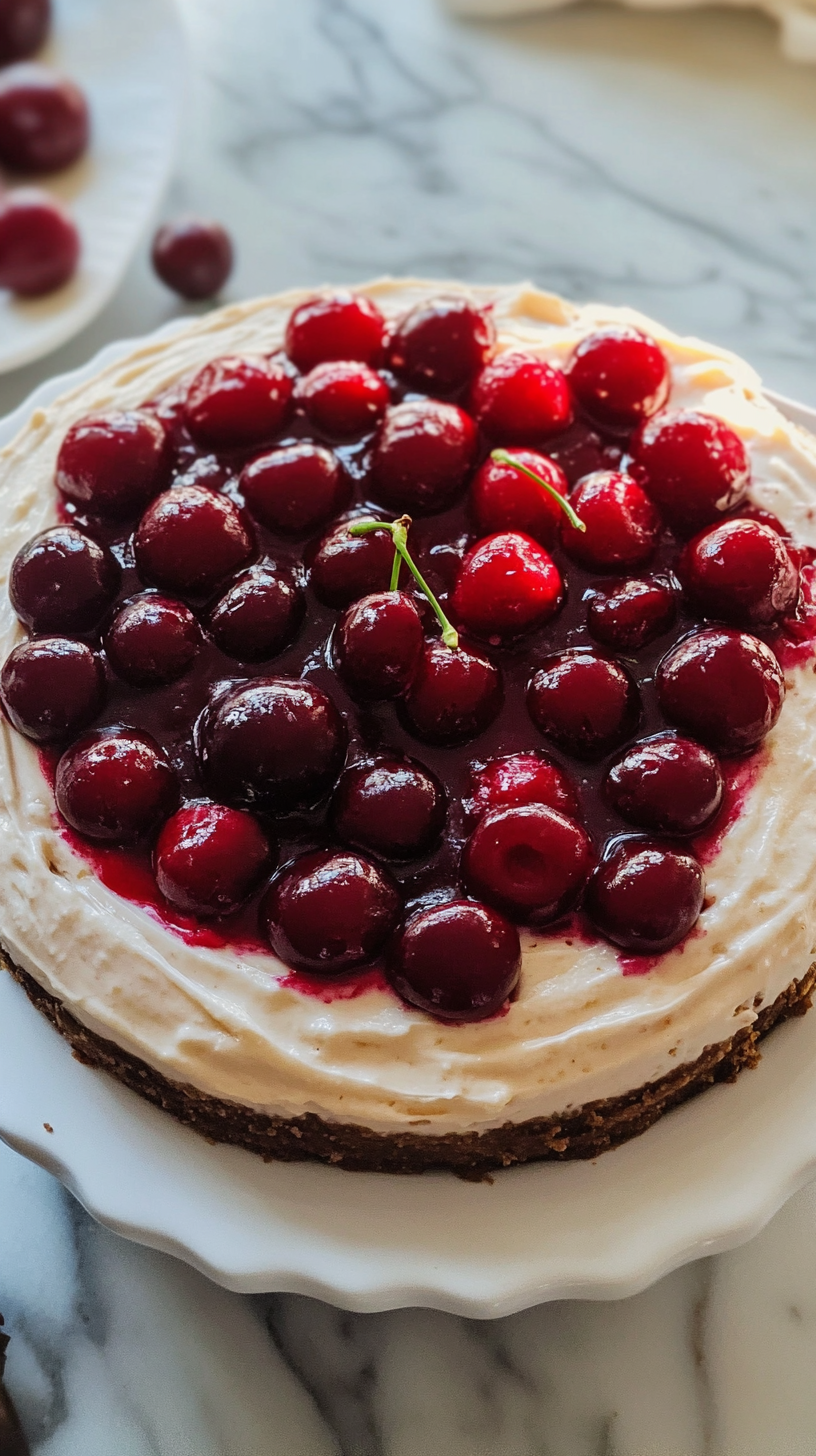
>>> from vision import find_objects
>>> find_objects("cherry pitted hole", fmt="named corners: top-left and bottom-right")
top-left (463, 803), bottom-right (593, 924)
top-left (561, 471), bottom-right (662, 572)
top-left (632, 409), bottom-right (750, 534)
top-left (151, 218), bottom-right (233, 301)
top-left (0, 637), bottom-right (104, 743)
top-left (586, 576), bottom-right (677, 653)
top-left (527, 649), bottom-right (640, 759)
top-left (464, 752), bottom-right (580, 825)
top-left (183, 355), bottom-right (294, 450)
top-left (56, 409), bottom-right (171, 520)
top-left (0, 0), bottom-right (51, 64)
top-left (55, 728), bottom-right (178, 844)
top-left (0, 187), bottom-right (79, 295)
top-left (334, 591), bottom-right (424, 700)
top-left (470, 447), bottom-right (569, 547)
top-left (370, 400), bottom-right (477, 515)
top-left (10, 525), bottom-right (119, 634)
top-left (285, 292), bottom-right (386, 371)
top-left (134, 484), bottom-right (255, 597)
top-left (679, 518), bottom-right (800, 627)
top-left (198, 677), bottom-right (347, 812)
top-left (207, 560), bottom-right (305, 663)
top-left (261, 848), bottom-right (402, 974)
top-left (240, 443), bottom-right (350, 536)
top-left (387, 296), bottom-right (495, 393)
top-left (567, 327), bottom-right (671, 432)
top-left (586, 836), bottom-right (705, 953)
top-left (605, 733), bottom-right (724, 835)
top-left (155, 803), bottom-right (272, 918)
top-left (656, 628), bottom-right (785, 755)
top-left (387, 899), bottom-right (521, 1021)
top-left (104, 593), bottom-right (202, 687)
top-left (297, 361), bottom-right (389, 439)
top-left (331, 755), bottom-right (447, 859)
top-left (451, 531), bottom-right (563, 641)
top-left (469, 353), bottom-right (573, 444)
top-left (307, 519), bottom-right (395, 608)
top-left (0, 64), bottom-right (89, 174)
top-left (400, 640), bottom-right (503, 745)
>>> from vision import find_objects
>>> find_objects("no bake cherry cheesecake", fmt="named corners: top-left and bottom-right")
top-left (2, 279), bottom-right (816, 1176)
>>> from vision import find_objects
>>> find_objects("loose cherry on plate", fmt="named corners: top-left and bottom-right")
top-left (370, 400), bottom-right (477, 515)
top-left (334, 591), bottom-right (424, 700)
top-left (56, 409), bottom-right (171, 520)
top-left (387, 296), bottom-right (495, 393)
top-left (285, 292), bottom-right (386, 371)
top-left (469, 353), bottom-right (573, 443)
top-left (567, 327), bottom-right (671, 431)
top-left (0, 636), bottom-right (104, 743)
top-left (451, 531), bottom-right (563, 640)
top-left (261, 848), bottom-right (402, 974)
top-left (463, 803), bottom-right (593, 924)
top-left (527, 649), bottom-right (640, 758)
top-left (155, 802), bottom-right (272, 918)
top-left (632, 409), bottom-right (750, 534)
top-left (10, 525), bottom-right (119, 634)
top-left (656, 627), bottom-right (785, 755)
top-left (240, 443), bottom-right (350, 536)
top-left (0, 0), bottom-right (51, 64)
top-left (561, 471), bottom-right (661, 572)
top-left (605, 733), bottom-right (724, 835)
top-left (151, 218), bottom-right (233, 301)
top-left (331, 755), bottom-right (446, 859)
top-left (400, 639), bottom-right (503, 745)
top-left (55, 728), bottom-right (178, 844)
top-left (679, 518), bottom-right (799, 626)
top-left (307, 519), bottom-right (396, 608)
top-left (104, 594), bottom-right (202, 687)
top-left (134, 484), bottom-right (255, 596)
top-left (183, 355), bottom-right (294, 450)
top-left (586, 576), bottom-right (677, 652)
top-left (0, 64), bottom-right (88, 174)
top-left (464, 752), bottom-right (580, 824)
top-left (586, 836), bottom-right (705, 953)
top-left (0, 187), bottom-right (79, 295)
top-left (387, 899), bottom-right (521, 1022)
top-left (470, 447), bottom-right (569, 547)
top-left (297, 361), bottom-right (389, 438)
top-left (208, 561), bottom-right (305, 662)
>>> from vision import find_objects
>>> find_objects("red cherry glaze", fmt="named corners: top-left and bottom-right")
top-left (470, 353), bottom-right (573, 444)
top-left (567, 327), bottom-right (670, 431)
top-left (134, 485), bottom-right (255, 596)
top-left (55, 728), bottom-right (178, 844)
top-left (679, 518), bottom-right (799, 626)
top-left (464, 752), bottom-right (580, 824)
top-left (297, 361), bottom-right (389, 439)
top-left (388, 296), bottom-right (495, 393)
top-left (463, 803), bottom-right (592, 924)
top-left (207, 561), bottom-right (305, 662)
top-left (0, 64), bottom-right (88, 173)
top-left (605, 734), bottom-right (723, 835)
top-left (1, 636), bottom-right (104, 742)
top-left (587, 576), bottom-right (676, 652)
top-left (307, 519), bottom-right (395, 608)
top-left (331, 755), bottom-right (446, 859)
top-left (183, 356), bottom-right (294, 450)
top-left (0, 186), bottom-right (78, 295)
top-left (470, 447), bottom-right (569, 547)
top-left (10, 525), bottom-right (119, 633)
top-left (632, 409), bottom-right (750, 534)
top-left (0, 0), bottom-right (50, 64)
top-left (527, 649), bottom-right (640, 759)
top-left (104, 594), bottom-right (202, 687)
top-left (56, 409), bottom-right (170, 520)
top-left (334, 591), bottom-right (424, 700)
top-left (387, 899), bottom-right (521, 1022)
top-left (370, 400), bottom-right (477, 515)
top-left (261, 848), bottom-right (401, 974)
top-left (285, 292), bottom-right (386, 371)
top-left (155, 803), bottom-right (271, 918)
top-left (562, 471), bottom-right (661, 572)
top-left (587, 836), bottom-right (705, 953)
top-left (400, 640), bottom-right (503, 745)
top-left (657, 628), bottom-right (785, 755)
top-left (240, 443), bottom-right (349, 536)
top-left (151, 218), bottom-right (233, 301)
top-left (451, 531), bottom-right (563, 639)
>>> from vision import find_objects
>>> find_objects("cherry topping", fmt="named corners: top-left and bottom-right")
top-left (451, 531), bottom-right (563, 640)
top-left (387, 899), bottom-right (521, 1022)
top-left (334, 591), bottom-right (423, 700)
top-left (0, 64), bottom-right (88, 174)
top-left (1, 636), bottom-right (104, 743)
top-left (463, 804), bottom-right (592, 924)
top-left (387, 296), bottom-right (495, 393)
top-left (56, 409), bottom-right (170, 520)
top-left (632, 409), bottom-right (750, 534)
top-left (297, 360), bottom-right (389, 439)
top-left (0, 0), bottom-right (50, 64)
top-left (151, 218), bottom-right (233, 301)
top-left (308, 519), bottom-right (395, 608)
top-left (155, 803), bottom-right (271, 918)
top-left (240, 443), bottom-right (349, 536)
top-left (134, 484), bottom-right (255, 597)
top-left (261, 848), bottom-right (401, 974)
top-left (464, 752), bottom-right (580, 824)
top-left (183, 355), bottom-right (294, 450)
top-left (605, 734), bottom-right (723, 835)
top-left (586, 836), bottom-right (705, 953)
top-left (561, 471), bottom-right (661, 572)
top-left (370, 400), bottom-right (477, 515)
top-left (470, 447), bottom-right (569, 546)
top-left (0, 186), bottom-right (79, 295)
top-left (401, 640), bottom-right (503, 745)
top-left (207, 560), bottom-right (305, 662)
top-left (587, 576), bottom-right (676, 652)
top-left (470, 353), bottom-right (573, 443)
top-left (55, 728), bottom-right (178, 844)
top-left (567, 327), bottom-right (670, 431)
top-left (527, 649), bottom-right (640, 759)
top-left (104, 594), bottom-right (202, 687)
top-left (679, 518), bottom-right (799, 626)
top-left (10, 525), bottom-right (119, 634)
top-left (656, 628), bottom-right (785, 755)
top-left (331, 755), bottom-right (446, 859)
top-left (285, 292), bottom-right (386, 371)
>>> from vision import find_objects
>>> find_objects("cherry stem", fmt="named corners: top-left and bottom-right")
top-left (348, 516), bottom-right (460, 649)
top-left (490, 449), bottom-right (587, 533)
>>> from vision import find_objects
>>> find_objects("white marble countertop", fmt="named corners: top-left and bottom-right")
top-left (2, 1), bottom-right (816, 1450)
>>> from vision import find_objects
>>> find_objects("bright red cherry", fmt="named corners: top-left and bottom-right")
top-left (0, 64), bottom-right (88, 173)
top-left (561, 471), bottom-right (661, 571)
top-left (297, 360), bottom-right (389, 438)
top-left (240, 443), bottom-right (349, 535)
top-left (56, 409), bottom-right (171, 520)
top-left (370, 400), bottom-right (477, 515)
top-left (632, 409), bottom-right (750, 534)
top-left (307, 519), bottom-right (395, 608)
top-left (261, 849), bottom-right (401, 974)
top-left (463, 803), bottom-right (593, 924)
top-left (587, 577), bottom-right (676, 652)
top-left (470, 447), bottom-right (569, 546)
top-left (451, 531), bottom-right (563, 640)
top-left (55, 728), bottom-right (178, 844)
top-left (679, 518), bottom-right (799, 626)
top-left (151, 218), bottom-right (233, 300)
top-left (134, 484), bottom-right (255, 596)
top-left (400, 640), bottom-right (503, 744)
top-left (605, 734), bottom-right (723, 835)
top-left (334, 591), bottom-right (424, 700)
top-left (285, 292), bottom-right (386, 371)
top-left (155, 803), bottom-right (271, 918)
top-left (656, 628), bottom-right (785, 755)
top-left (0, 0), bottom-right (50, 64)
top-left (10, 525), bottom-right (119, 633)
top-left (208, 561), bottom-right (305, 662)
top-left (387, 900), bottom-right (521, 1022)
top-left (567, 327), bottom-right (670, 431)
top-left (587, 837), bottom-right (705, 953)
top-left (183, 355), bottom-right (294, 450)
top-left (469, 353), bottom-right (573, 443)
top-left (331, 755), bottom-right (446, 859)
top-left (0, 187), bottom-right (79, 295)
top-left (104, 594), bottom-right (202, 687)
top-left (1, 637), bottom-right (104, 743)
top-left (527, 649), bottom-right (640, 759)
top-left (387, 296), bottom-right (495, 393)
top-left (464, 752), bottom-right (580, 824)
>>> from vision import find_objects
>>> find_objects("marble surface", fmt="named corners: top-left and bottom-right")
top-left (2, 0), bottom-right (816, 1450)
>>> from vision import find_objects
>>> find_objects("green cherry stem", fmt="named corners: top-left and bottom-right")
top-left (348, 515), bottom-right (460, 649)
top-left (490, 448), bottom-right (587, 534)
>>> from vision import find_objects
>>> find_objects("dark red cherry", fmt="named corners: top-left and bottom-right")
top-left (463, 803), bottom-right (593, 924)
top-left (387, 899), bottom-right (520, 1022)
top-left (208, 561), bottom-right (305, 662)
top-left (10, 525), bottom-right (119, 633)
top-left (470, 447), bottom-right (569, 547)
top-left (297, 361), bottom-right (389, 439)
top-left (656, 628), bottom-right (784, 755)
top-left (134, 484), bottom-right (255, 596)
top-left (679, 518), bottom-right (799, 626)
top-left (0, 64), bottom-right (88, 173)
top-left (464, 752), bottom-right (580, 824)
top-left (104, 594), bottom-right (202, 687)
top-left (605, 734), bottom-right (723, 835)
top-left (56, 409), bottom-right (170, 519)
top-left (261, 849), bottom-right (401, 974)
top-left (183, 355), bottom-right (294, 449)
top-left (240, 443), bottom-right (349, 536)
top-left (198, 677), bottom-right (347, 812)
top-left (334, 591), bottom-right (423, 700)
top-left (387, 296), bottom-right (495, 393)
top-left (451, 531), bottom-right (563, 639)
top-left (155, 802), bottom-right (271, 918)
top-left (562, 471), bottom-right (661, 571)
top-left (469, 353), bottom-right (573, 443)
top-left (285, 292), bottom-right (386, 371)
top-left (527, 649), bottom-right (640, 759)
top-left (151, 218), bottom-right (233, 301)
top-left (0, 187), bottom-right (79, 295)
top-left (331, 755), bottom-right (446, 859)
top-left (567, 327), bottom-right (670, 431)
top-left (587, 576), bottom-right (676, 652)
top-left (0, 0), bottom-right (50, 64)
top-left (308, 519), bottom-right (395, 608)
top-left (55, 728), bottom-right (178, 844)
top-left (632, 410), bottom-right (750, 534)
top-left (400, 640), bottom-right (503, 745)
top-left (0, 636), bottom-right (104, 742)
top-left (370, 400), bottom-right (477, 515)
top-left (586, 837), bottom-right (705, 953)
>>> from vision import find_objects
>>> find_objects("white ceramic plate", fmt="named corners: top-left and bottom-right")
top-left (1, 343), bottom-right (815, 1316)
top-left (0, 0), bottom-right (185, 374)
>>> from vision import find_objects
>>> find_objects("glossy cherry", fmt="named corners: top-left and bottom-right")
top-left (56, 409), bottom-right (170, 520)
top-left (261, 849), bottom-right (401, 974)
top-left (285, 292), bottom-right (386, 371)
top-left (469, 353), bottom-right (573, 443)
top-left (0, 636), bottom-right (104, 743)
top-left (134, 484), bottom-right (255, 596)
top-left (657, 628), bottom-right (785, 755)
top-left (605, 734), bottom-right (723, 835)
top-left (208, 560), bottom-right (305, 662)
top-left (183, 355), bottom-right (294, 449)
top-left (632, 409), bottom-right (750, 534)
top-left (567, 327), bottom-right (670, 431)
top-left (0, 64), bottom-right (88, 173)
top-left (370, 400), bottom-right (477, 516)
top-left (334, 591), bottom-right (424, 700)
top-left (527, 649), bottom-right (640, 759)
top-left (400, 640), bottom-right (503, 745)
top-left (151, 218), bottom-right (233, 300)
top-left (55, 728), bottom-right (178, 844)
top-left (240, 443), bottom-right (349, 536)
top-left (679, 518), bottom-right (799, 626)
top-left (586, 576), bottom-right (677, 652)
top-left (561, 471), bottom-right (661, 572)
top-left (0, 187), bottom-right (79, 295)
top-left (463, 803), bottom-right (592, 924)
top-left (387, 899), bottom-right (521, 1022)
top-left (464, 752), bottom-right (580, 824)
top-left (387, 296), bottom-right (495, 393)
top-left (297, 360), bottom-right (389, 438)
top-left (104, 594), bottom-right (202, 687)
top-left (307, 519), bottom-right (395, 608)
top-left (10, 525), bottom-right (119, 634)
top-left (0, 0), bottom-right (50, 63)
top-left (451, 531), bottom-right (563, 640)
top-left (470, 447), bottom-right (569, 546)
top-left (331, 755), bottom-right (446, 859)
top-left (586, 836), bottom-right (705, 953)
top-left (155, 802), bottom-right (271, 918)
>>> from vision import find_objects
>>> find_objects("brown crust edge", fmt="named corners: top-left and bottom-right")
top-left (5, 947), bottom-right (815, 1177)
